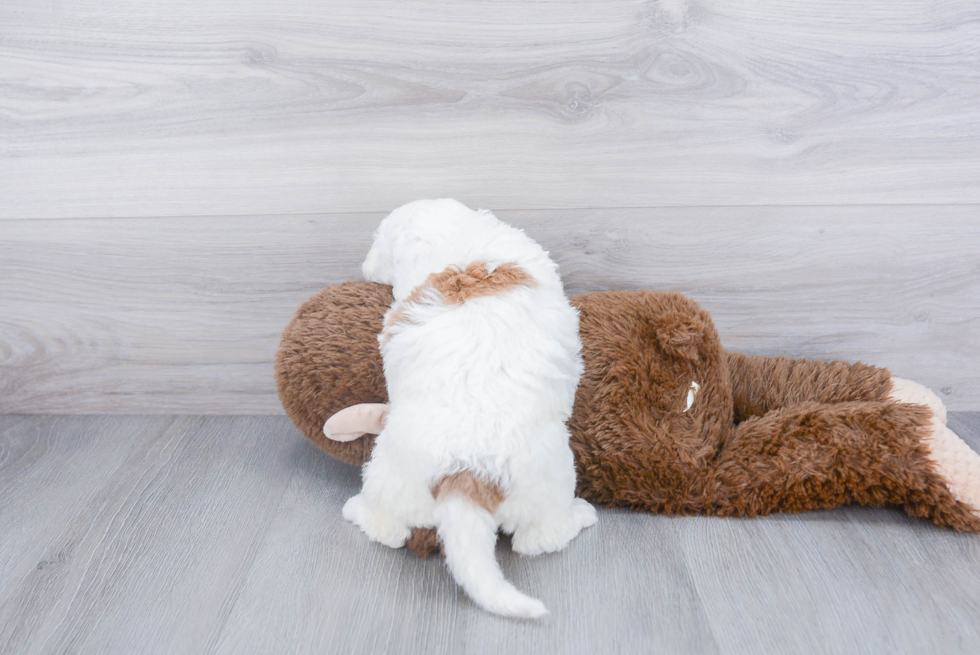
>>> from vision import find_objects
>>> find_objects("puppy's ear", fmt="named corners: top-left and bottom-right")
top-left (323, 403), bottom-right (389, 441)
top-left (390, 231), bottom-right (438, 298)
top-left (392, 232), bottom-right (434, 275)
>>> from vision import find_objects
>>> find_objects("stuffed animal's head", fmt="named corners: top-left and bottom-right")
top-left (275, 281), bottom-right (393, 466)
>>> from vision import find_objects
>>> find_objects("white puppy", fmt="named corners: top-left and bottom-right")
top-left (343, 199), bottom-right (596, 618)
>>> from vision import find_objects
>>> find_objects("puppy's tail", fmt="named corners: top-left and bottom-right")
top-left (434, 474), bottom-right (548, 619)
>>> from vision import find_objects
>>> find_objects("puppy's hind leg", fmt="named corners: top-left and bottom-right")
top-left (344, 449), bottom-right (434, 549)
top-left (343, 493), bottom-right (410, 548)
top-left (503, 431), bottom-right (597, 556)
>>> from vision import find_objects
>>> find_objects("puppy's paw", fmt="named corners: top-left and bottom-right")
top-left (512, 509), bottom-right (591, 556)
top-left (512, 525), bottom-right (575, 556)
top-left (343, 494), bottom-right (411, 548)
top-left (573, 497), bottom-right (598, 529)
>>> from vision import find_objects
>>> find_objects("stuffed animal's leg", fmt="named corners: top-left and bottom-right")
top-left (726, 353), bottom-right (892, 422)
top-left (703, 400), bottom-right (980, 531)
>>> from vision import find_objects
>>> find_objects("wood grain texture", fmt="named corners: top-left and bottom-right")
top-left (2, 0), bottom-right (980, 218)
top-left (1, 206), bottom-right (978, 413)
top-left (0, 416), bottom-right (301, 654)
top-left (0, 416), bottom-right (174, 596)
top-left (2, 414), bottom-right (980, 654)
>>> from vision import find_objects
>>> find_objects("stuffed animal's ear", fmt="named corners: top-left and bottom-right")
top-left (653, 311), bottom-right (706, 361)
top-left (323, 403), bottom-right (389, 441)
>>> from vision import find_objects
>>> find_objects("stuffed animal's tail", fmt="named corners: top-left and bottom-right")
top-left (434, 494), bottom-right (548, 619)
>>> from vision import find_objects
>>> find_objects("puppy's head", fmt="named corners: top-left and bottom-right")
top-left (363, 199), bottom-right (491, 299)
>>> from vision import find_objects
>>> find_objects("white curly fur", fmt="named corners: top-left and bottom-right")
top-left (343, 199), bottom-right (596, 618)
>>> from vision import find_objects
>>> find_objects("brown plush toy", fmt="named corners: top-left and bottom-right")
top-left (275, 281), bottom-right (980, 556)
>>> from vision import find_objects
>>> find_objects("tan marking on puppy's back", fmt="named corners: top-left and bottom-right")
top-left (381, 262), bottom-right (533, 345)
top-left (433, 471), bottom-right (505, 513)
top-left (430, 262), bottom-right (534, 304)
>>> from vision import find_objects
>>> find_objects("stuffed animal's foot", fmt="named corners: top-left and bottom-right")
top-left (922, 422), bottom-right (980, 518)
top-left (511, 498), bottom-right (597, 556)
top-left (887, 377), bottom-right (979, 516)
top-left (888, 377), bottom-right (947, 425)
top-left (342, 494), bottom-right (411, 548)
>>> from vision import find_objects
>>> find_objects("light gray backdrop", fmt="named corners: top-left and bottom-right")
top-left (2, 0), bottom-right (978, 412)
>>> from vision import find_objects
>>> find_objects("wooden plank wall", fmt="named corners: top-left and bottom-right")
top-left (1, 0), bottom-right (978, 412)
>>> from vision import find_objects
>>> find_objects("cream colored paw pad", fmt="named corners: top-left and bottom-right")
top-left (923, 420), bottom-right (980, 517)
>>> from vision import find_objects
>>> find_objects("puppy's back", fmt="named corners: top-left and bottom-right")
top-left (381, 257), bottom-right (582, 453)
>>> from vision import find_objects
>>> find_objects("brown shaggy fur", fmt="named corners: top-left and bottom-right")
top-left (406, 527), bottom-right (442, 558)
top-left (727, 352), bottom-right (892, 423)
top-left (275, 282), bottom-right (980, 558)
top-left (275, 282), bottom-right (392, 466)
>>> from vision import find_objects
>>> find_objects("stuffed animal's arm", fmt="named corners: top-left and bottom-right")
top-left (323, 403), bottom-right (389, 441)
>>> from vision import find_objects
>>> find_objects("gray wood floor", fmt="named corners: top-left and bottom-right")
top-left (3, 414), bottom-right (980, 654)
